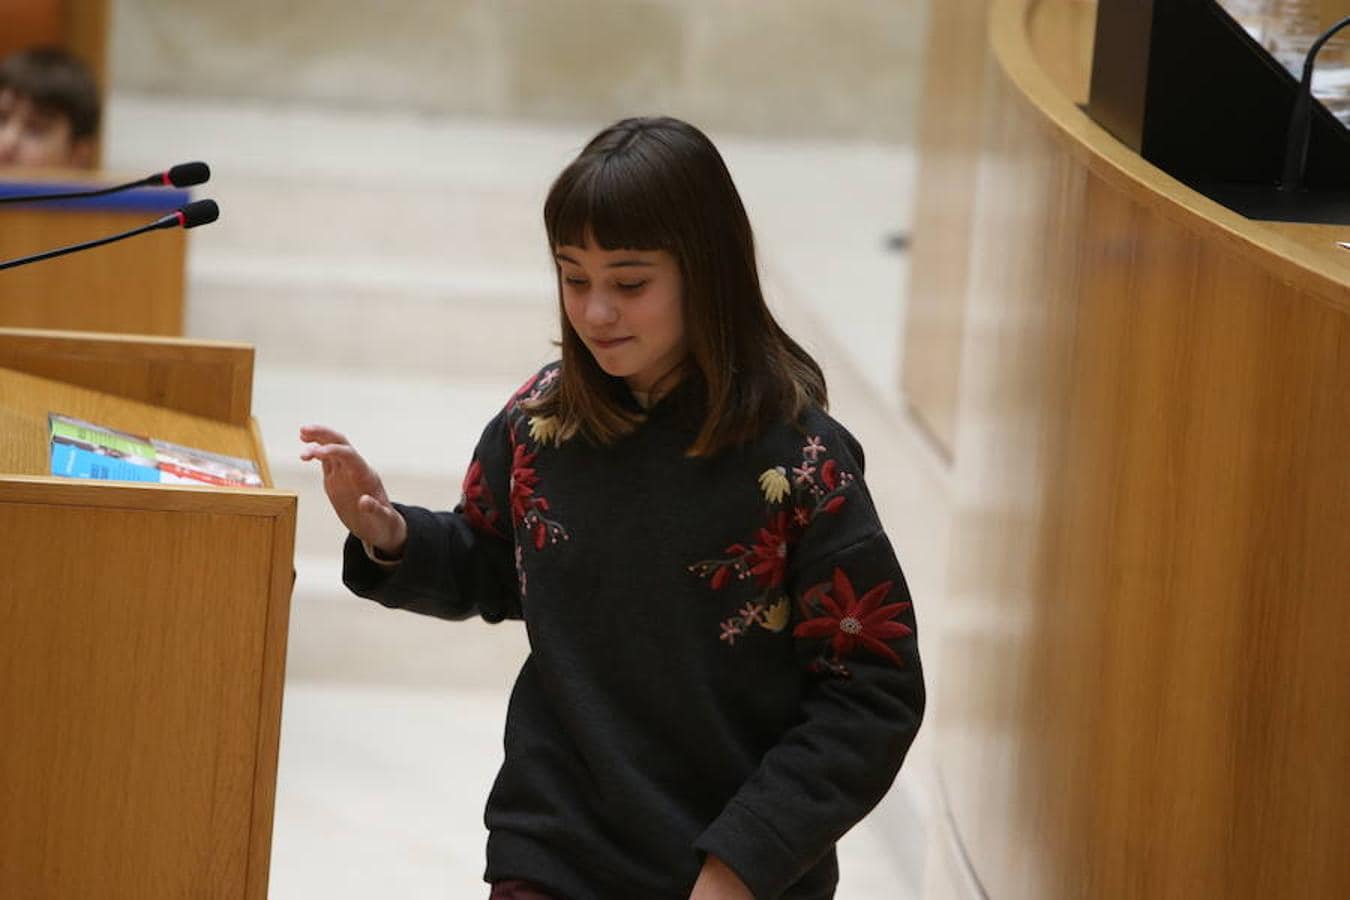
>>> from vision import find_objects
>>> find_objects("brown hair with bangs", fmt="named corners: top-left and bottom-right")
top-left (528, 116), bottom-right (826, 457)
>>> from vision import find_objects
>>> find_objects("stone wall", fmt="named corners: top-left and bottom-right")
top-left (109, 0), bottom-right (927, 143)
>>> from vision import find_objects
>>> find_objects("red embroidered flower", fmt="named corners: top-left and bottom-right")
top-left (510, 444), bottom-right (542, 525)
top-left (820, 458), bottom-right (838, 491)
top-left (461, 459), bottom-right (503, 537)
top-left (794, 567), bottom-right (912, 667)
top-left (747, 511), bottom-right (791, 589)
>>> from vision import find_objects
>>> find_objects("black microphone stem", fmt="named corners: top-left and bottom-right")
top-left (0, 177), bottom-right (151, 205)
top-left (1281, 15), bottom-right (1350, 192)
top-left (0, 219), bottom-right (170, 271)
top-left (0, 162), bottom-right (210, 204)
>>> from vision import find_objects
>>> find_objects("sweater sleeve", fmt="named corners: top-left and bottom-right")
top-left (341, 406), bottom-right (521, 623)
top-left (693, 426), bottom-right (925, 899)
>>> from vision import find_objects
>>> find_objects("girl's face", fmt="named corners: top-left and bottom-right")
top-left (556, 240), bottom-right (687, 394)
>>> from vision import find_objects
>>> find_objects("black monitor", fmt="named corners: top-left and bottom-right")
top-left (1087, 0), bottom-right (1350, 223)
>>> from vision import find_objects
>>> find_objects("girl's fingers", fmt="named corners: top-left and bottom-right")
top-left (301, 442), bottom-right (363, 466)
top-left (298, 424), bottom-right (350, 446)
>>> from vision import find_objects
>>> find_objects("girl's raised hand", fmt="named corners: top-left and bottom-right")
top-left (299, 425), bottom-right (407, 557)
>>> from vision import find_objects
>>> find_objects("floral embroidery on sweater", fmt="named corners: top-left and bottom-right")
top-left (689, 434), bottom-right (854, 647)
top-left (509, 440), bottom-right (568, 550)
top-left (458, 366), bottom-right (570, 597)
top-left (504, 368), bottom-right (570, 557)
top-left (794, 567), bottom-right (912, 677)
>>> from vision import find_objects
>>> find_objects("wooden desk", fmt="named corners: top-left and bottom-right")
top-left (918, 1), bottom-right (1350, 897)
top-left (0, 177), bottom-right (190, 335)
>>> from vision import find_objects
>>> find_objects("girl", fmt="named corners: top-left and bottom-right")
top-left (300, 116), bottom-right (923, 900)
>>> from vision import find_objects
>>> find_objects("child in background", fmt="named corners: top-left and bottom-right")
top-left (301, 116), bottom-right (924, 900)
top-left (0, 46), bottom-right (99, 170)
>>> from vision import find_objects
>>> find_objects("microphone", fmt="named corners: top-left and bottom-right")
top-left (0, 199), bottom-right (219, 271)
top-left (169, 198), bottom-right (220, 229)
top-left (1280, 16), bottom-right (1350, 192)
top-left (160, 161), bottom-right (211, 188)
top-left (0, 161), bottom-right (211, 204)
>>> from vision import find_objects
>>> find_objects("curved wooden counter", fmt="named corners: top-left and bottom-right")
top-left (925, 1), bottom-right (1350, 896)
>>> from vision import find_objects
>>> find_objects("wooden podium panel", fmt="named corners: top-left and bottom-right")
top-left (0, 330), bottom-right (252, 427)
top-left (0, 181), bottom-right (189, 336)
top-left (0, 328), bottom-right (295, 900)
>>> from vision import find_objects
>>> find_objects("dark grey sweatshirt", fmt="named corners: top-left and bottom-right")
top-left (342, 364), bottom-right (924, 900)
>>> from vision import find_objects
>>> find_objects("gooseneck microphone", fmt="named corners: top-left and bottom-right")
top-left (1280, 16), bottom-right (1350, 193)
top-left (0, 199), bottom-right (219, 271)
top-left (0, 161), bottom-right (211, 204)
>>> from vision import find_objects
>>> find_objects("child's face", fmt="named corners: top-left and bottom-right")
top-left (555, 239), bottom-right (687, 394)
top-left (0, 88), bottom-right (92, 169)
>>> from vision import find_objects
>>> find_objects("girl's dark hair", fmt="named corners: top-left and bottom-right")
top-left (0, 47), bottom-right (100, 140)
top-left (531, 116), bottom-right (826, 457)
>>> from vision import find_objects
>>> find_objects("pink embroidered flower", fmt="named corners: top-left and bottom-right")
top-left (719, 621), bottom-right (743, 645)
top-left (793, 506), bottom-right (812, 527)
top-left (802, 436), bottom-right (827, 461)
top-left (792, 462), bottom-right (816, 486)
top-left (506, 371), bottom-right (541, 410)
top-left (747, 511), bottom-right (791, 589)
top-left (794, 567), bottom-right (912, 667)
top-left (737, 602), bottom-right (765, 626)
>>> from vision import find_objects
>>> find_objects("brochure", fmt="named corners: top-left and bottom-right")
top-left (48, 413), bottom-right (264, 488)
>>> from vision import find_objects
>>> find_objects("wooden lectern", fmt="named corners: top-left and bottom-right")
top-left (0, 327), bottom-right (296, 900)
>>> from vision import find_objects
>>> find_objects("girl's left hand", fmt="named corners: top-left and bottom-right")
top-left (688, 854), bottom-right (753, 900)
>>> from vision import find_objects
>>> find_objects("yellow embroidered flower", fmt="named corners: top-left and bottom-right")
top-left (762, 598), bottom-right (790, 632)
top-left (758, 467), bottom-right (790, 503)
top-left (528, 415), bottom-right (562, 446)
